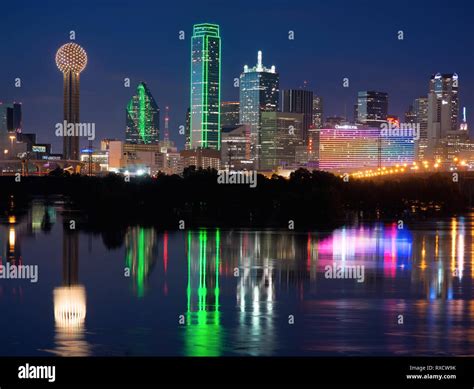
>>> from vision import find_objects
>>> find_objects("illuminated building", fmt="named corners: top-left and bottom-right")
top-left (190, 23), bottom-right (221, 150)
top-left (100, 138), bottom-right (119, 151)
top-left (307, 127), bottom-right (320, 167)
top-left (312, 95), bottom-right (323, 129)
top-left (125, 82), bottom-right (160, 145)
top-left (414, 97), bottom-right (428, 161)
top-left (180, 148), bottom-right (220, 170)
top-left (239, 50), bottom-right (279, 168)
top-left (405, 105), bottom-right (416, 124)
top-left (357, 91), bottom-right (388, 127)
top-left (260, 112), bottom-right (304, 171)
top-left (79, 149), bottom-right (109, 173)
top-left (319, 125), bottom-right (380, 172)
top-left (184, 107), bottom-right (191, 150)
top-left (319, 124), bottom-right (414, 173)
top-left (282, 89), bottom-right (313, 142)
top-left (460, 107), bottom-right (468, 132)
top-left (427, 73), bottom-right (459, 158)
top-left (324, 116), bottom-right (347, 128)
top-left (56, 42), bottom-right (87, 160)
top-left (220, 125), bottom-right (252, 170)
top-left (0, 102), bottom-right (22, 160)
top-left (220, 101), bottom-right (240, 128)
top-left (108, 140), bottom-right (182, 175)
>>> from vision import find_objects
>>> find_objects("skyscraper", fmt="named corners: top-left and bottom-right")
top-left (6, 103), bottom-right (22, 136)
top-left (190, 23), bottom-right (221, 150)
top-left (125, 82), bottom-right (160, 145)
top-left (357, 91), bottom-right (388, 127)
top-left (239, 51), bottom-right (279, 167)
top-left (260, 112), bottom-right (304, 171)
top-left (414, 97), bottom-right (428, 160)
top-left (56, 42), bottom-right (87, 160)
top-left (312, 96), bottom-right (323, 129)
top-left (426, 73), bottom-right (459, 158)
top-left (282, 89), bottom-right (313, 142)
top-left (220, 101), bottom-right (240, 127)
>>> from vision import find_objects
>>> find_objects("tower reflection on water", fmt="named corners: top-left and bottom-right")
top-left (125, 227), bottom-right (158, 298)
top-left (4, 200), bottom-right (474, 356)
top-left (51, 225), bottom-right (90, 356)
top-left (184, 230), bottom-right (222, 356)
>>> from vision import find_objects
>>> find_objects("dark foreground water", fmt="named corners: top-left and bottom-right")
top-left (1, 200), bottom-right (474, 356)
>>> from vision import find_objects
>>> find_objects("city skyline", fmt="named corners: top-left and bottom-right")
top-left (1, 0), bottom-right (473, 154)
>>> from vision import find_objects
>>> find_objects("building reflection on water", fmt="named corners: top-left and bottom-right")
top-left (50, 225), bottom-right (90, 356)
top-left (4, 201), bottom-right (474, 355)
top-left (184, 230), bottom-right (222, 356)
top-left (125, 227), bottom-right (158, 297)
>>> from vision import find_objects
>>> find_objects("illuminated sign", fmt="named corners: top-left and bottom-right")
top-left (335, 125), bottom-right (358, 130)
top-left (32, 145), bottom-right (46, 153)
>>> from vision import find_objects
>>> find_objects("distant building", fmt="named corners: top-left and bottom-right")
top-left (312, 96), bottom-right (323, 129)
top-left (282, 89), bottom-right (313, 142)
top-left (100, 138), bottom-right (119, 151)
top-left (324, 116), bottom-right (347, 128)
top-left (414, 97), bottom-right (428, 160)
top-left (190, 23), bottom-right (221, 150)
top-left (221, 125), bottom-right (252, 170)
top-left (239, 50), bottom-right (279, 168)
top-left (260, 112), bottom-right (304, 171)
top-left (185, 108), bottom-right (191, 150)
top-left (357, 91), bottom-right (388, 127)
top-left (109, 141), bottom-right (171, 175)
top-left (427, 73), bottom-right (459, 158)
top-left (405, 105), bottom-right (416, 124)
top-left (126, 82), bottom-right (160, 145)
top-left (181, 148), bottom-right (220, 170)
top-left (221, 102), bottom-right (240, 128)
top-left (80, 149), bottom-right (109, 174)
top-left (0, 102), bottom-right (22, 159)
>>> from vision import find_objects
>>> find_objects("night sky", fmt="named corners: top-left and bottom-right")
top-left (1, 0), bottom-right (473, 152)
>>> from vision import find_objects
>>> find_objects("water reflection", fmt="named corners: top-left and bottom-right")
top-left (184, 230), bottom-right (222, 356)
top-left (2, 203), bottom-right (474, 356)
top-left (49, 229), bottom-right (90, 356)
top-left (125, 227), bottom-right (157, 297)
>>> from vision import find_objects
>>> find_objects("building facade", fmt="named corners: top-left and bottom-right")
top-left (125, 82), bottom-right (160, 145)
top-left (221, 101), bottom-right (240, 128)
top-left (281, 89), bottom-right (313, 142)
top-left (239, 50), bottom-right (279, 168)
top-left (190, 23), bottom-right (221, 150)
top-left (259, 112), bottom-right (304, 171)
top-left (357, 91), bottom-right (388, 128)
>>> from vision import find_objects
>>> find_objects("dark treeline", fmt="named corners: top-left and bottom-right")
top-left (0, 168), bottom-right (468, 229)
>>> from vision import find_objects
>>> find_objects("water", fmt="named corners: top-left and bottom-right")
top-left (1, 199), bottom-right (474, 356)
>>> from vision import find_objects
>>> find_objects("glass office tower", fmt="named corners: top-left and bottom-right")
top-left (239, 50), bottom-right (279, 168)
top-left (125, 82), bottom-right (160, 144)
top-left (190, 23), bottom-right (221, 150)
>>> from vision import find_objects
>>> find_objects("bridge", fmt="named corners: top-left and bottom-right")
top-left (0, 159), bottom-right (83, 175)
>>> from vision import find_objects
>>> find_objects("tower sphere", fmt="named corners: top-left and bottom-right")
top-left (56, 42), bottom-right (87, 74)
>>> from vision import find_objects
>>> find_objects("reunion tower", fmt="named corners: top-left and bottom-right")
top-left (55, 42), bottom-right (87, 161)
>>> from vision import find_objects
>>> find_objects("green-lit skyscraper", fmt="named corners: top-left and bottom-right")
top-left (190, 23), bottom-right (221, 150)
top-left (126, 82), bottom-right (160, 144)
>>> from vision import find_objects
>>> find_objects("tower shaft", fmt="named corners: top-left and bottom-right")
top-left (63, 71), bottom-right (80, 160)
